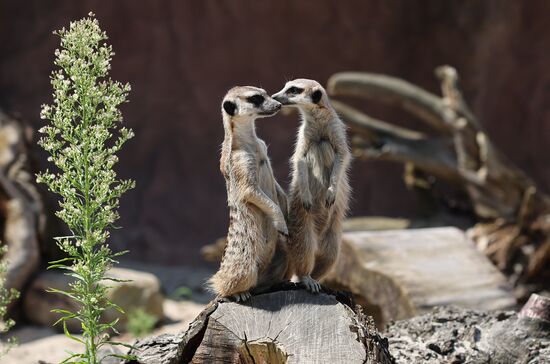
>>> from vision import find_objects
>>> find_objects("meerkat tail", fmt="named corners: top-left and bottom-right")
top-left (207, 259), bottom-right (258, 298)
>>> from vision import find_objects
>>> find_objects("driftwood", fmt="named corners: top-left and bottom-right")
top-left (127, 286), bottom-right (394, 364)
top-left (202, 227), bottom-right (515, 328)
top-left (327, 67), bottom-right (550, 299)
top-left (0, 110), bottom-right (44, 303)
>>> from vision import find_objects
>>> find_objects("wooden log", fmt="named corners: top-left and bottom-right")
top-left (325, 227), bottom-right (516, 327)
top-left (128, 287), bottom-right (394, 364)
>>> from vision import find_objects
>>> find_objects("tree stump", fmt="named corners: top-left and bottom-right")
top-left (128, 286), bottom-right (394, 364)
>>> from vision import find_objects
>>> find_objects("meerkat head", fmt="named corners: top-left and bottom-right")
top-left (222, 86), bottom-right (281, 120)
top-left (272, 79), bottom-right (327, 109)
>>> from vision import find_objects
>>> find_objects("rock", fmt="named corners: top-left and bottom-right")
top-left (23, 268), bottom-right (164, 332)
top-left (385, 303), bottom-right (550, 364)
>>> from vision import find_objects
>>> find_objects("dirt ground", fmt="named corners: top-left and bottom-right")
top-left (1, 299), bottom-right (205, 364)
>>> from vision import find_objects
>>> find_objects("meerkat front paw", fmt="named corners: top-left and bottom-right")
top-left (231, 291), bottom-right (251, 302)
top-left (301, 194), bottom-right (313, 212)
top-left (325, 187), bottom-right (336, 208)
top-left (299, 276), bottom-right (322, 293)
top-left (274, 219), bottom-right (289, 238)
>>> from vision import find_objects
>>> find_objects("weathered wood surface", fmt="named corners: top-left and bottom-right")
top-left (128, 287), bottom-right (394, 364)
top-left (192, 290), bottom-right (366, 363)
top-left (327, 227), bottom-right (516, 326)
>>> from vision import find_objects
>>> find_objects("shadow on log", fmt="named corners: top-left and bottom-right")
top-left (127, 285), bottom-right (394, 364)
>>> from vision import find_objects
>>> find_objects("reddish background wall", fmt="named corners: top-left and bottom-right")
top-left (1, 1), bottom-right (549, 266)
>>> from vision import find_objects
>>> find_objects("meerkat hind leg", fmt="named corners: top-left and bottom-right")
top-left (311, 218), bottom-right (341, 281)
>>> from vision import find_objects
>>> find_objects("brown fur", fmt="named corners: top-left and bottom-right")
top-left (273, 79), bottom-right (351, 292)
top-left (209, 86), bottom-right (289, 301)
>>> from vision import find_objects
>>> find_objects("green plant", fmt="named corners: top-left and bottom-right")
top-left (169, 286), bottom-right (193, 300)
top-left (37, 13), bottom-right (135, 364)
top-left (0, 244), bottom-right (19, 356)
top-left (125, 308), bottom-right (157, 338)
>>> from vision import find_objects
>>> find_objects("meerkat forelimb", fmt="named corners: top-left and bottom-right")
top-left (272, 79), bottom-right (351, 293)
top-left (209, 86), bottom-right (289, 302)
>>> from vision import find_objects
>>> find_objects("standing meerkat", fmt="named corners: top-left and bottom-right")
top-left (272, 79), bottom-right (351, 292)
top-left (210, 86), bottom-right (289, 302)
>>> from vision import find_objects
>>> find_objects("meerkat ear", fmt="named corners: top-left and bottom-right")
top-left (311, 89), bottom-right (322, 104)
top-left (223, 101), bottom-right (237, 116)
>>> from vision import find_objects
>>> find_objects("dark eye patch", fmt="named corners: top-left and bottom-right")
top-left (246, 94), bottom-right (265, 106)
top-left (223, 101), bottom-right (236, 116)
top-left (286, 86), bottom-right (304, 95)
top-left (311, 90), bottom-right (322, 104)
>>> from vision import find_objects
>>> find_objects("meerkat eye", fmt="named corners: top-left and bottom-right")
top-left (246, 94), bottom-right (265, 106)
top-left (286, 86), bottom-right (303, 95)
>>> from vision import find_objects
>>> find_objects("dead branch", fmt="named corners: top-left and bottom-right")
top-left (328, 66), bottom-right (550, 299)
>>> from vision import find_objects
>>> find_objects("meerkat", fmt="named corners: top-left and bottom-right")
top-left (209, 86), bottom-right (290, 302)
top-left (272, 79), bottom-right (351, 293)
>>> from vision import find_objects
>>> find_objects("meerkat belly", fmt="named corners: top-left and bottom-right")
top-left (228, 202), bottom-right (274, 271)
top-left (306, 140), bottom-right (335, 196)
top-left (257, 164), bottom-right (279, 267)
top-left (258, 162), bottom-right (277, 200)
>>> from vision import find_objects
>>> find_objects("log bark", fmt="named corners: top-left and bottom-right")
top-left (127, 286), bottom-right (394, 364)
top-left (327, 67), bottom-right (550, 300)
